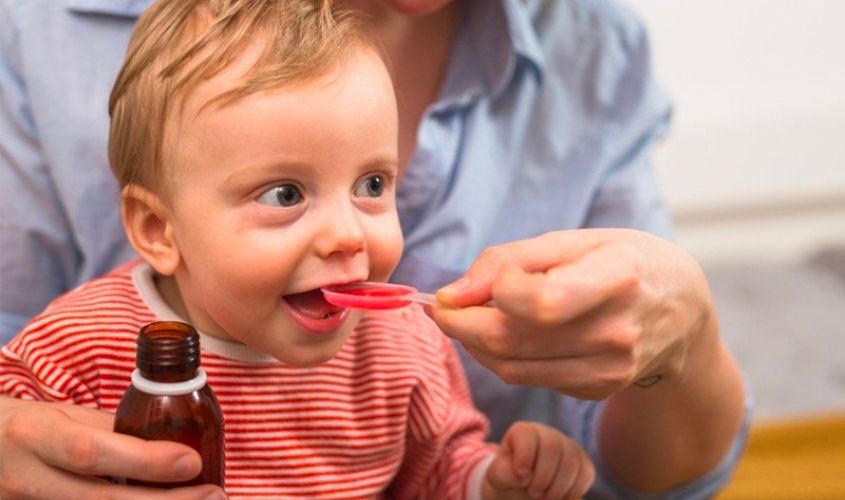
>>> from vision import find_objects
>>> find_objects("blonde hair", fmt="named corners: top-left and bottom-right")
top-left (108, 0), bottom-right (365, 191)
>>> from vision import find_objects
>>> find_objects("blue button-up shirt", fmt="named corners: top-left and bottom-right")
top-left (0, 0), bottom-right (747, 497)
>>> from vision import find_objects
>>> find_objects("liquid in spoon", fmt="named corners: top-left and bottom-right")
top-left (321, 282), bottom-right (437, 310)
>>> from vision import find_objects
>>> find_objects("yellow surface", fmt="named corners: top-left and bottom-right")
top-left (718, 413), bottom-right (845, 500)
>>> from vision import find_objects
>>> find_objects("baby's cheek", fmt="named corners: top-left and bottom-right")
top-left (371, 235), bottom-right (403, 281)
top-left (204, 272), bottom-right (273, 320)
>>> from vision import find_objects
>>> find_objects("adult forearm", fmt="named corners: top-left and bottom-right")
top-left (599, 310), bottom-right (746, 493)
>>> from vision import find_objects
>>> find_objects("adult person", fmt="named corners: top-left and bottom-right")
top-left (0, 0), bottom-right (748, 498)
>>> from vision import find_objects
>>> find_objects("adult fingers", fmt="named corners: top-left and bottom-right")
top-left (55, 401), bottom-right (116, 430)
top-left (490, 245), bottom-right (640, 326)
top-left (431, 305), bottom-right (542, 359)
top-left (433, 297), bottom-right (621, 361)
top-left (436, 231), bottom-right (606, 308)
top-left (13, 406), bottom-right (203, 483)
top-left (8, 466), bottom-right (225, 500)
top-left (465, 347), bottom-right (635, 399)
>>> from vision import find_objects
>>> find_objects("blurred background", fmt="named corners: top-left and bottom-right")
top-left (628, 0), bottom-right (845, 419)
top-left (626, 0), bottom-right (845, 496)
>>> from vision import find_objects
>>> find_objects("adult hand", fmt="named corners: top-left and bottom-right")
top-left (0, 396), bottom-right (226, 499)
top-left (432, 229), bottom-right (716, 400)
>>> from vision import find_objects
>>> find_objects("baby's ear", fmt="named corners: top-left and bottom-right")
top-left (121, 184), bottom-right (180, 276)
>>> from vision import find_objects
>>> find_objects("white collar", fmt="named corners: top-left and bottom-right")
top-left (131, 262), bottom-right (279, 365)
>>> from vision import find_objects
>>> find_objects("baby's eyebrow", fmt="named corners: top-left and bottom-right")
top-left (222, 161), bottom-right (312, 189)
top-left (221, 156), bottom-right (399, 191)
top-left (361, 157), bottom-right (399, 173)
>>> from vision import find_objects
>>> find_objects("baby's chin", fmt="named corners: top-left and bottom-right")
top-left (271, 349), bottom-right (341, 368)
top-left (261, 337), bottom-right (349, 368)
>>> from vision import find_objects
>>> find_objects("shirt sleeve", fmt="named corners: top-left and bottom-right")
top-left (0, 2), bottom-right (79, 345)
top-left (569, 5), bottom-right (751, 498)
top-left (0, 317), bottom-right (98, 408)
top-left (559, 394), bottom-right (751, 500)
top-left (579, 4), bottom-right (674, 241)
top-left (388, 319), bottom-right (497, 499)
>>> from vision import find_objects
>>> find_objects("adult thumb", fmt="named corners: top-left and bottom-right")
top-left (435, 247), bottom-right (514, 308)
top-left (436, 231), bottom-right (600, 308)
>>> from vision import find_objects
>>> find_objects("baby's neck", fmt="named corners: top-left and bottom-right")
top-left (154, 273), bottom-right (192, 324)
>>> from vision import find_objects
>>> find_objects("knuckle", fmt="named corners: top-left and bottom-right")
top-left (478, 246), bottom-right (501, 264)
top-left (65, 434), bottom-right (100, 473)
top-left (3, 411), bottom-right (33, 444)
top-left (609, 250), bottom-right (641, 294)
top-left (603, 321), bottom-right (641, 353)
top-left (480, 332), bottom-right (515, 359)
top-left (534, 285), bottom-right (565, 325)
top-left (497, 363), bottom-right (526, 386)
top-left (479, 244), bottom-right (512, 268)
top-left (616, 265), bottom-right (641, 296)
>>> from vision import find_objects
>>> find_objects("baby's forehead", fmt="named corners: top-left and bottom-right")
top-left (174, 36), bottom-right (372, 122)
top-left (173, 38), bottom-right (385, 128)
top-left (162, 43), bottom-right (277, 159)
top-left (109, 0), bottom-right (379, 192)
top-left (162, 41), bottom-right (395, 168)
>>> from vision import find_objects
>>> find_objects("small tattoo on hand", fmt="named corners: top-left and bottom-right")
top-left (633, 375), bottom-right (662, 388)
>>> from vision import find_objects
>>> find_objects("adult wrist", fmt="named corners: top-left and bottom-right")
top-left (633, 278), bottom-right (720, 390)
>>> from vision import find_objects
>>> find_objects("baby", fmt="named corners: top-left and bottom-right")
top-left (0, 1), bottom-right (593, 498)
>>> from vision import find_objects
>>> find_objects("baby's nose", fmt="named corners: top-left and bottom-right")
top-left (314, 205), bottom-right (365, 259)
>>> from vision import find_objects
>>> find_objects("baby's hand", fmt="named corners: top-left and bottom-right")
top-left (483, 421), bottom-right (595, 500)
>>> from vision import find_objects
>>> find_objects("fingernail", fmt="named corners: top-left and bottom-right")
top-left (205, 489), bottom-right (228, 500)
top-left (439, 277), bottom-right (470, 295)
top-left (173, 454), bottom-right (200, 478)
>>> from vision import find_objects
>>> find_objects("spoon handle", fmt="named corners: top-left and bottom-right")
top-left (410, 292), bottom-right (438, 306)
top-left (410, 293), bottom-right (497, 308)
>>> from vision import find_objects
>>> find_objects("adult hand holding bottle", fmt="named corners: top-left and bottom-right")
top-left (0, 396), bottom-right (225, 499)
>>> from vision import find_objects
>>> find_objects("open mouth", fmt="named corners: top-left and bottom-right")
top-left (284, 289), bottom-right (345, 319)
top-left (282, 288), bottom-right (350, 334)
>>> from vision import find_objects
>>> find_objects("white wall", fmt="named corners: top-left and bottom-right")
top-left (624, 2), bottom-right (845, 419)
top-left (625, 0), bottom-right (845, 263)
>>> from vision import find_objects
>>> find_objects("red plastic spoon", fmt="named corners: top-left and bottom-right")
top-left (321, 282), bottom-right (437, 310)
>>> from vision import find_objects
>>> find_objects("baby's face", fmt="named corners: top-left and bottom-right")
top-left (162, 44), bottom-right (402, 366)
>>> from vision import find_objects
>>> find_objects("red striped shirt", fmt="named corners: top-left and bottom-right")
top-left (0, 262), bottom-right (496, 498)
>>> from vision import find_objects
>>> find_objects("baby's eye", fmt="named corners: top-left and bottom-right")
top-left (354, 174), bottom-right (385, 198)
top-left (257, 184), bottom-right (303, 207)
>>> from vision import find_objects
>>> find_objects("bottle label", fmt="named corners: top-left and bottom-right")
top-left (131, 369), bottom-right (208, 396)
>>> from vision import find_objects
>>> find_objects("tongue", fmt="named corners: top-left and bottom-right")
top-left (285, 289), bottom-right (344, 319)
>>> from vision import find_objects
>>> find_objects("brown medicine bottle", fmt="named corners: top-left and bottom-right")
top-left (113, 321), bottom-right (224, 487)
